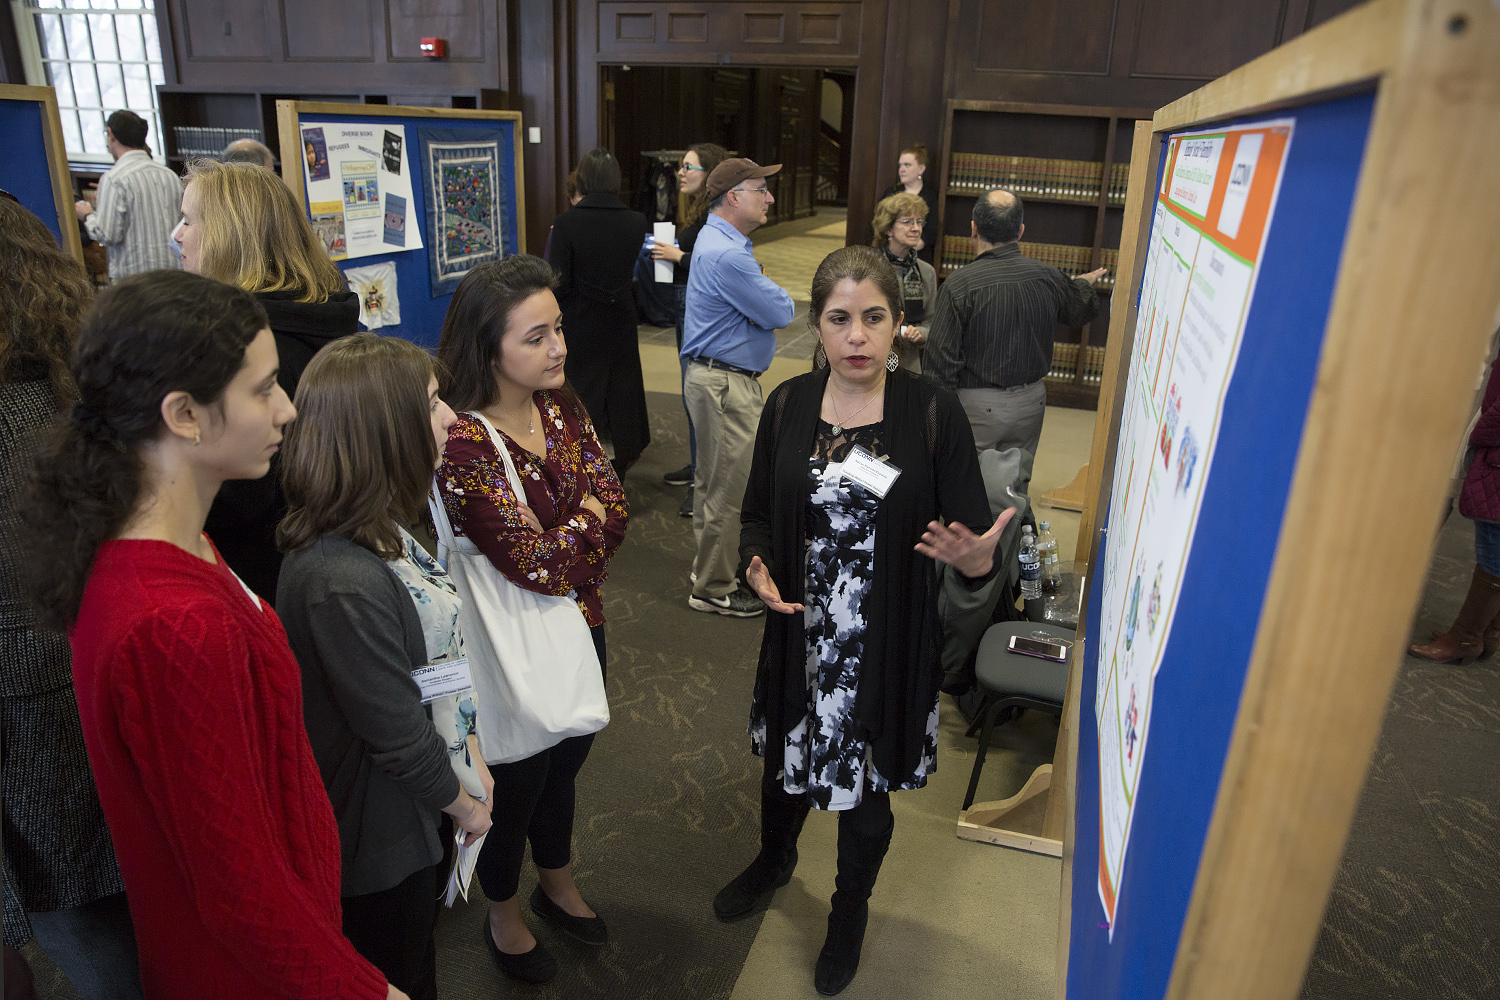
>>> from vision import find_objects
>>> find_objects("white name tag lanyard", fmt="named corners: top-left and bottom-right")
top-left (838, 446), bottom-right (901, 498)
top-left (412, 657), bottom-right (474, 704)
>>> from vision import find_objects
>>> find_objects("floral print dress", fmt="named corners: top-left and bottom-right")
top-left (751, 420), bottom-right (941, 810)
top-left (385, 526), bottom-right (484, 797)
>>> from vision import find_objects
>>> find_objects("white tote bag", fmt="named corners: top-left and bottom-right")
top-left (428, 411), bottom-right (608, 764)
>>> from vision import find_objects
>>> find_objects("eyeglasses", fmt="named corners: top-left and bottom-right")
top-left (678, 162), bottom-right (705, 171)
top-left (896, 217), bottom-right (923, 227)
top-left (733, 185), bottom-right (771, 196)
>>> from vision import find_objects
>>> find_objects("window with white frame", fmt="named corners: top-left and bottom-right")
top-left (11, 0), bottom-right (166, 163)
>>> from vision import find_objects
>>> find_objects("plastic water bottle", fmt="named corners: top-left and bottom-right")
top-left (1019, 527), bottom-right (1042, 601)
top-left (1038, 521), bottom-right (1061, 593)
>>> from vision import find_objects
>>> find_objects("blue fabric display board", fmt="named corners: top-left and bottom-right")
top-left (0, 98), bottom-right (67, 248)
top-left (1067, 91), bottom-right (1376, 1000)
top-left (295, 111), bottom-right (520, 349)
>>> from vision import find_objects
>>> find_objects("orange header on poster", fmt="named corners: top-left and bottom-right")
top-left (1159, 126), bottom-right (1291, 264)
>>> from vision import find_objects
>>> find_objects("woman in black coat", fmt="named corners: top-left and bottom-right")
top-left (714, 246), bottom-right (1012, 996)
top-left (548, 148), bottom-right (652, 472)
top-left (0, 199), bottom-right (140, 999)
top-left (175, 159), bottom-right (359, 602)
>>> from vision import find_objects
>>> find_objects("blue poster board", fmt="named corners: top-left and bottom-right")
top-left (293, 111), bottom-right (521, 349)
top-left (0, 97), bottom-right (68, 248)
top-left (1067, 90), bottom-right (1376, 1000)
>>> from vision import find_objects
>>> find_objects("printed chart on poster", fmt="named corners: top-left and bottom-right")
top-left (1094, 118), bottom-right (1293, 932)
top-left (300, 121), bottom-right (423, 261)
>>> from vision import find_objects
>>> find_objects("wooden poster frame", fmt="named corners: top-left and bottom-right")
top-left (274, 101), bottom-right (527, 254)
top-left (1, 83), bottom-right (84, 265)
top-left (1058, 1), bottom-right (1500, 998)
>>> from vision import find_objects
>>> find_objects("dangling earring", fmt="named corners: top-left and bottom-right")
top-left (886, 350), bottom-right (900, 372)
top-left (814, 343), bottom-right (828, 369)
top-left (193, 432), bottom-right (201, 446)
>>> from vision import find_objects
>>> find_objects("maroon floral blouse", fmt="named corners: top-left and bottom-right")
top-left (437, 391), bottom-right (629, 626)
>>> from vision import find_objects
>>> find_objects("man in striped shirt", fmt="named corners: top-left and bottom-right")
top-left (74, 110), bottom-right (182, 279)
top-left (925, 188), bottom-right (1105, 458)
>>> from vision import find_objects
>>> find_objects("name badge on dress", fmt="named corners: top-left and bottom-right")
top-left (412, 657), bottom-right (474, 704)
top-left (842, 446), bottom-right (901, 498)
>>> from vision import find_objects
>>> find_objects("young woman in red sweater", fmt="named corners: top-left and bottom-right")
top-left (22, 271), bottom-right (407, 1000)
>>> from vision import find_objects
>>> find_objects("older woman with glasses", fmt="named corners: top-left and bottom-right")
top-left (871, 192), bottom-right (936, 372)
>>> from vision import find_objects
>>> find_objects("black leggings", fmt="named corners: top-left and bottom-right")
top-left (473, 625), bottom-right (605, 902)
top-left (761, 750), bottom-right (892, 837)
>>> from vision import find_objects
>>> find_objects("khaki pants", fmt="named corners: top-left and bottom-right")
top-left (684, 362), bottom-right (763, 598)
top-left (958, 381), bottom-right (1046, 458)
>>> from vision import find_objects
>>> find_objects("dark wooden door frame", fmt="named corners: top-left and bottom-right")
top-left (569, 0), bottom-right (903, 247)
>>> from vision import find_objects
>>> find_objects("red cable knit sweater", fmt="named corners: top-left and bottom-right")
top-left (69, 539), bottom-right (387, 1000)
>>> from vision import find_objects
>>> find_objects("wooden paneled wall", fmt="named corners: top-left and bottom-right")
top-left (141, 0), bottom-right (1370, 253)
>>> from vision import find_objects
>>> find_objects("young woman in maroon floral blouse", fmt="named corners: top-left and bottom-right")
top-left (434, 255), bottom-right (628, 985)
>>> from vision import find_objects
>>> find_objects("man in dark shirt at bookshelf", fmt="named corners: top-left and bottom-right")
top-left (925, 188), bottom-right (1106, 458)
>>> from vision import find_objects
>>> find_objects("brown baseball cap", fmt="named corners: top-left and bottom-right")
top-left (706, 157), bottom-right (782, 199)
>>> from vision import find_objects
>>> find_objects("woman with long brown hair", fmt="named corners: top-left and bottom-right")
top-left (716, 246), bottom-right (1012, 995)
top-left (0, 200), bottom-right (141, 999)
top-left (276, 335), bottom-right (493, 1000)
top-left (21, 270), bottom-right (405, 1000)
top-left (652, 141), bottom-right (730, 507)
top-left (174, 158), bottom-right (360, 601)
top-left (435, 255), bottom-right (628, 984)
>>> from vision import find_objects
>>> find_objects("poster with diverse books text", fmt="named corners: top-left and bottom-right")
top-left (300, 122), bottom-right (422, 261)
top-left (1094, 117), bottom-right (1294, 934)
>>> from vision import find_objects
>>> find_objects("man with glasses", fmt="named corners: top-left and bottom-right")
top-left (680, 158), bottom-right (796, 617)
top-left (74, 110), bottom-right (181, 279)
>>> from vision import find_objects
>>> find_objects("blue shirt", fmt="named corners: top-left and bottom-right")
top-left (681, 214), bottom-right (796, 374)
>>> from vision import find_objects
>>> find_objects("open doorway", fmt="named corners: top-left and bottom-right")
top-left (600, 65), bottom-right (854, 235)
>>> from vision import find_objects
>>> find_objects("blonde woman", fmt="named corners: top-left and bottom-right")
top-left (870, 192), bottom-right (936, 370)
top-left (172, 159), bottom-right (359, 600)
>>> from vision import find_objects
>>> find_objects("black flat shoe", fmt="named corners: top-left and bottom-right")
top-left (482, 919), bottom-right (558, 984)
top-left (530, 884), bottom-right (608, 946)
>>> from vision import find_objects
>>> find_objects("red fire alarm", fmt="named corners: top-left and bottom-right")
top-left (419, 37), bottom-right (446, 58)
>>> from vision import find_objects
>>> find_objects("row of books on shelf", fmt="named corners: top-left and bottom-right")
top-left (172, 126), bottom-right (266, 159)
top-left (947, 154), bottom-right (1130, 205)
top-left (1045, 343), bottom-right (1107, 386)
top-left (939, 236), bottom-right (1119, 288)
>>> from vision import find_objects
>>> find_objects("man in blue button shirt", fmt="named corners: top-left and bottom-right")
top-left (681, 158), bottom-right (796, 617)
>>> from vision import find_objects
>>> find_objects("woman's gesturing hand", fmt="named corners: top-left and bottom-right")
top-left (914, 507), bottom-right (1016, 578)
top-left (746, 555), bottom-right (803, 615)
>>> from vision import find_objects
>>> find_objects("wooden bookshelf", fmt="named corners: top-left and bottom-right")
top-left (935, 100), bottom-right (1154, 410)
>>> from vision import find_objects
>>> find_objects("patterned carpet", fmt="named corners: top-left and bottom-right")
top-left (1300, 511), bottom-right (1500, 999)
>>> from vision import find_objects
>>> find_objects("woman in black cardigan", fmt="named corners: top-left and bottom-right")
top-left (715, 245), bottom-right (1013, 996)
top-left (547, 148), bottom-right (651, 473)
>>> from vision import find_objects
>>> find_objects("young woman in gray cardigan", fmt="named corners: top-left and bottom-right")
top-left (275, 335), bottom-right (493, 1000)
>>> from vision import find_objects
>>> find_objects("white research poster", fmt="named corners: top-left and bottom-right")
top-left (300, 122), bottom-right (422, 262)
top-left (1094, 117), bottom-right (1294, 934)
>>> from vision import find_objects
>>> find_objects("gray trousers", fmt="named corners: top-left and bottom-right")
top-left (958, 381), bottom-right (1047, 458)
top-left (683, 362), bottom-right (763, 598)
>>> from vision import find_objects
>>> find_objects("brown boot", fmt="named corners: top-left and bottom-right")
top-left (1410, 566), bottom-right (1500, 664)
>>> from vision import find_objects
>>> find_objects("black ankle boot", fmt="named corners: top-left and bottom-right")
top-left (713, 792), bottom-right (810, 921)
top-left (814, 814), bottom-right (894, 996)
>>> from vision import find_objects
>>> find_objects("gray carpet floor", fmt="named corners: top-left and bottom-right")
top-left (1299, 512), bottom-right (1500, 1000)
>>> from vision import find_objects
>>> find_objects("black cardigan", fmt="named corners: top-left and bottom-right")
top-left (738, 367), bottom-right (995, 783)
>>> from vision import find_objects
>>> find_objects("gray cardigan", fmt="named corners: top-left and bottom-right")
top-left (276, 532), bottom-right (460, 897)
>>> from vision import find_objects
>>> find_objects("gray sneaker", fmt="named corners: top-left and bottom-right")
top-left (689, 585), bottom-right (765, 617)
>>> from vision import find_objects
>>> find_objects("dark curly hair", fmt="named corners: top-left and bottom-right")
top-left (0, 198), bottom-right (92, 402)
top-left (22, 270), bottom-right (268, 630)
top-left (436, 254), bottom-right (561, 413)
